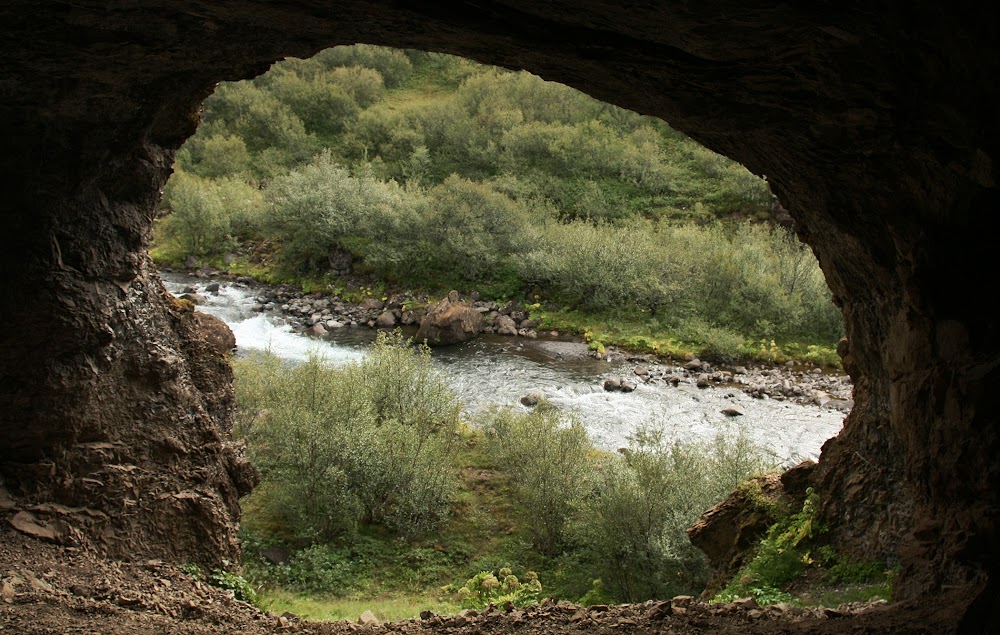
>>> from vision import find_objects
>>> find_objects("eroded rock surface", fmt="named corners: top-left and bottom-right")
top-left (1, 2), bottom-right (998, 627)
top-left (415, 291), bottom-right (484, 346)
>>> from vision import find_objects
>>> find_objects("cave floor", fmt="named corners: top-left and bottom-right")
top-left (0, 530), bottom-right (970, 634)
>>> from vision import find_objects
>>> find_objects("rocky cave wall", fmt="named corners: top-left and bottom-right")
top-left (1, 0), bottom-right (997, 611)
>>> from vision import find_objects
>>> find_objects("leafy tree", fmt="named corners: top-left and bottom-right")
top-left (313, 44), bottom-right (413, 87)
top-left (484, 406), bottom-right (594, 556)
top-left (421, 176), bottom-right (532, 283)
top-left (265, 151), bottom-right (415, 274)
top-left (158, 171), bottom-right (262, 257)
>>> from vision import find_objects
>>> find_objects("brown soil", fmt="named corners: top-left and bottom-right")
top-left (0, 530), bottom-right (972, 634)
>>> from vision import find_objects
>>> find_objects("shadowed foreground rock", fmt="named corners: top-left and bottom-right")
top-left (0, 531), bottom-right (978, 635)
top-left (1, 2), bottom-right (998, 630)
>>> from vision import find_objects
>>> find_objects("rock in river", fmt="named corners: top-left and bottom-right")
top-left (415, 291), bottom-right (483, 346)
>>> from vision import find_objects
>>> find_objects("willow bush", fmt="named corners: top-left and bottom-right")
top-left (574, 425), bottom-right (776, 602)
top-left (235, 332), bottom-right (460, 544)
top-left (483, 405), bottom-right (595, 556)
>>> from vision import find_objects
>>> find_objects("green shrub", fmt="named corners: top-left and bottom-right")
top-left (234, 332), bottom-right (459, 544)
top-left (157, 171), bottom-right (264, 258)
top-left (483, 406), bottom-right (594, 556)
top-left (714, 488), bottom-right (830, 604)
top-left (209, 569), bottom-right (261, 606)
top-left (574, 426), bottom-right (774, 602)
top-left (313, 44), bottom-right (413, 88)
top-left (451, 567), bottom-right (542, 610)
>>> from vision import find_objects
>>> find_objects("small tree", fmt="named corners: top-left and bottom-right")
top-left (234, 334), bottom-right (460, 544)
top-left (484, 405), bottom-right (593, 556)
top-left (574, 426), bottom-right (774, 601)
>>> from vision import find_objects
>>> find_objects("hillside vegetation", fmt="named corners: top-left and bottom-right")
top-left (153, 45), bottom-right (843, 363)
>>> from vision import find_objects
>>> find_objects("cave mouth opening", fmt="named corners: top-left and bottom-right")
top-left (166, 45), bottom-right (849, 458)
top-left (2, 3), bottom-right (998, 626)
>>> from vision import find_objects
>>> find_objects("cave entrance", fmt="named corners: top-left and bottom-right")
top-left (2, 3), bottom-right (997, 626)
top-left (153, 44), bottom-right (853, 610)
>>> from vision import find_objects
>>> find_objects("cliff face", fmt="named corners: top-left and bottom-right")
top-left (0, 0), bottom-right (996, 616)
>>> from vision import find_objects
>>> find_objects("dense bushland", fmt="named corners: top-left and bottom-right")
top-left (153, 45), bottom-right (843, 361)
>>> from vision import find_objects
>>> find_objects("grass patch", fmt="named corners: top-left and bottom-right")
top-left (537, 306), bottom-right (840, 367)
top-left (713, 490), bottom-right (894, 607)
top-left (258, 588), bottom-right (459, 622)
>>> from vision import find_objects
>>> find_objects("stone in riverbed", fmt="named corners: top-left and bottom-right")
top-left (415, 291), bottom-right (483, 346)
top-left (376, 311), bottom-right (397, 327)
top-left (306, 323), bottom-right (327, 336)
top-left (521, 391), bottom-right (544, 407)
top-left (494, 314), bottom-right (518, 336)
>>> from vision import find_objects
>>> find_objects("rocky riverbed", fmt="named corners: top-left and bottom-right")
top-left (166, 267), bottom-right (853, 411)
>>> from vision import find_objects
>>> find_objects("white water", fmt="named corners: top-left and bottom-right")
top-left (162, 273), bottom-right (845, 462)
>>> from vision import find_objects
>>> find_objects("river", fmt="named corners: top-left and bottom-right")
top-left (160, 273), bottom-right (846, 464)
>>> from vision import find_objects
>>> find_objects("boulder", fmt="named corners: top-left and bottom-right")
top-left (521, 391), bottom-right (544, 407)
top-left (494, 314), bottom-right (518, 336)
top-left (375, 311), bottom-right (397, 327)
top-left (401, 310), bottom-right (420, 325)
top-left (359, 297), bottom-right (385, 311)
top-left (193, 312), bottom-right (236, 355)
top-left (687, 474), bottom-right (785, 599)
top-left (179, 292), bottom-right (206, 305)
top-left (415, 291), bottom-right (483, 346)
top-left (684, 358), bottom-right (703, 371)
top-left (306, 323), bottom-right (327, 336)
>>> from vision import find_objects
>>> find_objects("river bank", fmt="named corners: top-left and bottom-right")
top-left (162, 266), bottom-right (852, 413)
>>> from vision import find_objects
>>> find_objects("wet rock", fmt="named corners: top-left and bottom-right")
top-left (684, 358), bottom-right (703, 371)
top-left (415, 291), bottom-right (483, 346)
top-left (721, 407), bottom-right (743, 417)
top-left (179, 292), bottom-right (206, 304)
top-left (359, 298), bottom-right (384, 311)
top-left (306, 323), bottom-right (327, 336)
top-left (521, 391), bottom-right (544, 407)
top-left (603, 378), bottom-right (621, 391)
top-left (400, 310), bottom-right (420, 325)
top-left (697, 374), bottom-right (711, 388)
top-left (494, 314), bottom-right (518, 336)
top-left (375, 311), bottom-right (397, 327)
